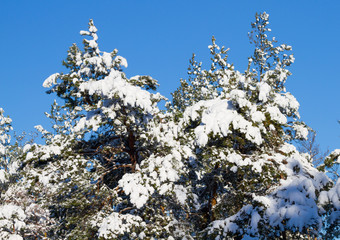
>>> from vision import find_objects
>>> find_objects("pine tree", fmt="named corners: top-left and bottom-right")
top-left (0, 13), bottom-right (338, 240)
top-left (0, 109), bottom-right (54, 240)
top-left (0, 108), bottom-right (24, 240)
top-left (0, 108), bottom-right (14, 187)
top-left (170, 12), bottom-right (336, 239)
top-left (23, 19), bottom-right (173, 239)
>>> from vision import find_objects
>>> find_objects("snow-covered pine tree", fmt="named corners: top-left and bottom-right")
top-left (22, 19), bottom-right (181, 239)
top-left (1, 13), bottom-right (338, 240)
top-left (0, 109), bottom-right (54, 240)
top-left (0, 108), bottom-right (25, 240)
top-left (43, 19), bottom-right (163, 178)
top-left (170, 12), bottom-right (337, 239)
top-left (0, 108), bottom-right (14, 187)
top-left (317, 149), bottom-right (340, 239)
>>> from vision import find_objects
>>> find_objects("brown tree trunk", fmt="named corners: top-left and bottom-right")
top-left (127, 131), bottom-right (137, 172)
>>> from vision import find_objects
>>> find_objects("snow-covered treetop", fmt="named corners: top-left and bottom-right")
top-left (0, 108), bottom-right (12, 147)
top-left (172, 13), bottom-right (307, 155)
top-left (0, 108), bottom-right (13, 184)
top-left (249, 12), bottom-right (295, 83)
top-left (167, 13), bottom-right (335, 239)
top-left (42, 19), bottom-right (163, 135)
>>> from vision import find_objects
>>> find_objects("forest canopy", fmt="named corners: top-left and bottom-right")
top-left (0, 12), bottom-right (339, 240)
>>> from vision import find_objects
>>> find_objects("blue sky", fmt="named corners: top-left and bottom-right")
top-left (1, 0), bottom-right (340, 152)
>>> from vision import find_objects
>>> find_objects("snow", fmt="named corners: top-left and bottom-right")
top-left (114, 56), bottom-right (128, 68)
top-left (230, 89), bottom-right (250, 108)
top-left (8, 235), bottom-right (23, 240)
top-left (96, 212), bottom-right (146, 239)
top-left (22, 144), bottom-right (31, 152)
top-left (25, 152), bottom-right (33, 160)
top-left (174, 185), bottom-right (187, 205)
top-left (0, 144), bottom-right (5, 155)
top-left (42, 73), bottom-right (59, 88)
top-left (208, 146), bottom-right (333, 237)
top-left (184, 99), bottom-right (263, 147)
top-left (88, 39), bottom-right (98, 49)
top-left (119, 172), bottom-right (154, 208)
top-left (230, 166), bottom-right (238, 173)
top-left (274, 93), bottom-right (300, 116)
top-left (319, 179), bottom-right (340, 223)
top-left (73, 117), bottom-right (86, 132)
top-left (266, 106), bottom-right (287, 124)
top-left (79, 70), bottom-right (154, 113)
top-left (0, 169), bottom-right (6, 183)
top-left (120, 150), bottom-right (184, 209)
top-left (331, 149), bottom-right (340, 156)
top-left (258, 82), bottom-right (271, 102)
top-left (80, 30), bottom-right (90, 36)
top-left (39, 174), bottom-right (51, 186)
top-left (293, 123), bottom-right (308, 139)
top-left (249, 210), bottom-right (261, 234)
top-left (251, 111), bottom-right (265, 123)
top-left (326, 149), bottom-right (340, 164)
top-left (0, 204), bottom-right (26, 224)
top-left (89, 24), bottom-right (97, 33)
top-left (102, 52), bottom-right (112, 68)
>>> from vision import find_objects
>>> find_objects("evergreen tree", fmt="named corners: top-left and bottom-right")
top-left (0, 108), bottom-right (14, 187)
top-left (170, 12), bottom-right (337, 239)
top-left (0, 13), bottom-right (338, 240)
top-left (0, 109), bottom-right (54, 240)
top-left (20, 19), bottom-right (173, 239)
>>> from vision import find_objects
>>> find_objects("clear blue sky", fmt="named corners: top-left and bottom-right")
top-left (1, 0), bottom-right (340, 152)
